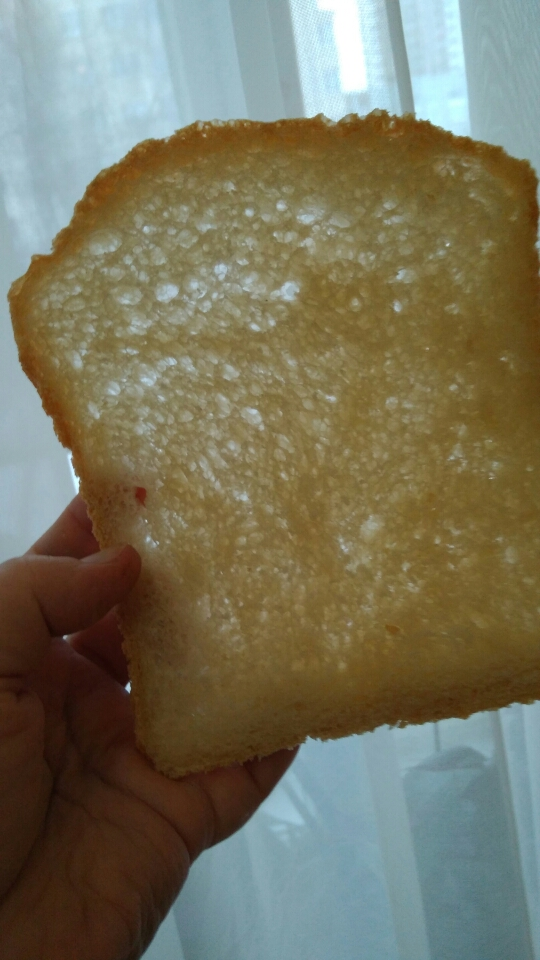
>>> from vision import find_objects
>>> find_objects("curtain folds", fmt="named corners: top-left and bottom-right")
top-left (1, 3), bottom-right (539, 958)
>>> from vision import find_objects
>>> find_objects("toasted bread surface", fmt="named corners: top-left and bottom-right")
top-left (10, 112), bottom-right (540, 776)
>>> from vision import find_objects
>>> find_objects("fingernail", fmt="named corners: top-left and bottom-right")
top-left (81, 545), bottom-right (127, 565)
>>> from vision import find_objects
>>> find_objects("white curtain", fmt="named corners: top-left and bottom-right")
top-left (1, 2), bottom-right (539, 957)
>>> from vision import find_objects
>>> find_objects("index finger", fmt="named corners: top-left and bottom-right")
top-left (28, 495), bottom-right (99, 560)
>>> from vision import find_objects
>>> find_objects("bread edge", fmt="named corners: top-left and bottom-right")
top-left (141, 661), bottom-right (540, 778)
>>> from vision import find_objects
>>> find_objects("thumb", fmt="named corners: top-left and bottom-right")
top-left (0, 546), bottom-right (141, 677)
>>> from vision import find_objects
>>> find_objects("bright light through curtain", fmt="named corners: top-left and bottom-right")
top-left (1, 2), bottom-right (540, 958)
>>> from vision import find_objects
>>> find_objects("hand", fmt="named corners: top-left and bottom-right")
top-left (0, 496), bottom-right (297, 960)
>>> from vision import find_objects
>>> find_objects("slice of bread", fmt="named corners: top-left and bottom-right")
top-left (9, 112), bottom-right (540, 777)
